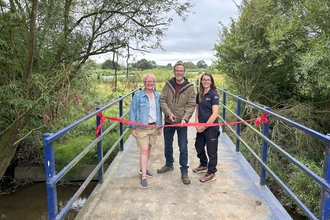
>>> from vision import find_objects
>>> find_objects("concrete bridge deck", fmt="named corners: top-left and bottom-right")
top-left (75, 125), bottom-right (292, 220)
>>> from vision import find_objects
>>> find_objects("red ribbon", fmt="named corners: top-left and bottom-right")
top-left (255, 113), bottom-right (269, 126)
top-left (95, 113), bottom-right (269, 137)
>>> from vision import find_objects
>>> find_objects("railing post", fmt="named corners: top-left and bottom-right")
top-left (260, 107), bottom-right (270, 186)
top-left (235, 96), bottom-right (241, 152)
top-left (319, 133), bottom-right (330, 219)
top-left (43, 133), bottom-right (58, 220)
top-left (119, 96), bottom-right (124, 151)
top-left (222, 89), bottom-right (227, 132)
top-left (96, 107), bottom-right (104, 183)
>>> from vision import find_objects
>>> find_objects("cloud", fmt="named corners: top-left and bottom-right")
top-left (136, 0), bottom-right (241, 66)
top-left (94, 0), bottom-right (241, 66)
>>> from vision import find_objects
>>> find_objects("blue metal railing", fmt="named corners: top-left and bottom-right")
top-left (43, 81), bottom-right (330, 220)
top-left (43, 88), bottom-right (140, 220)
top-left (218, 87), bottom-right (330, 220)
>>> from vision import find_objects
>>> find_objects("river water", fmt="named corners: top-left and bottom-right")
top-left (0, 181), bottom-right (97, 220)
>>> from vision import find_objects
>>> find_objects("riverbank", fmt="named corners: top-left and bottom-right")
top-left (12, 165), bottom-right (109, 182)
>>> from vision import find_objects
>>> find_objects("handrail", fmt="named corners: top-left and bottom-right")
top-left (217, 87), bottom-right (330, 220)
top-left (43, 87), bottom-right (141, 220)
top-left (43, 81), bottom-right (330, 220)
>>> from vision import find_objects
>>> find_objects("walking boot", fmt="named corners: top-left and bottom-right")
top-left (181, 173), bottom-right (191, 185)
top-left (157, 165), bottom-right (174, 173)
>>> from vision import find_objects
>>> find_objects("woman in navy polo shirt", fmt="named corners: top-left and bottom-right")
top-left (193, 73), bottom-right (220, 182)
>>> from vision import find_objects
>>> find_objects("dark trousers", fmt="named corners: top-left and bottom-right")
top-left (163, 123), bottom-right (189, 174)
top-left (194, 126), bottom-right (220, 174)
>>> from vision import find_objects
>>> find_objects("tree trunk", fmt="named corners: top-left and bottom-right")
top-left (0, 119), bottom-right (24, 179)
top-left (0, 0), bottom-right (38, 180)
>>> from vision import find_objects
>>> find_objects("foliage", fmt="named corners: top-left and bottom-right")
top-left (214, 0), bottom-right (330, 106)
top-left (287, 157), bottom-right (323, 217)
top-left (55, 136), bottom-right (95, 170)
top-left (51, 81), bottom-right (135, 174)
top-left (214, 0), bottom-right (330, 213)
top-left (182, 61), bottom-right (197, 69)
top-left (214, 0), bottom-right (288, 104)
top-left (101, 60), bottom-right (121, 70)
top-left (267, 0), bottom-right (330, 101)
top-left (272, 101), bottom-right (326, 160)
top-left (0, 0), bottom-right (194, 179)
top-left (197, 60), bottom-right (208, 68)
top-left (133, 59), bottom-right (157, 70)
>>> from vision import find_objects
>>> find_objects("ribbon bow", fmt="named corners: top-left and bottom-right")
top-left (255, 113), bottom-right (268, 126)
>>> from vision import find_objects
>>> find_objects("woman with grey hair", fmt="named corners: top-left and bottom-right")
top-left (129, 73), bottom-right (162, 188)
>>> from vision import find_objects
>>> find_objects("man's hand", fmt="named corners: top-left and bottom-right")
top-left (170, 114), bottom-right (176, 122)
top-left (180, 119), bottom-right (185, 127)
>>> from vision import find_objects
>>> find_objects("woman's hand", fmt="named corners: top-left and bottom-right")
top-left (131, 130), bottom-right (137, 138)
top-left (195, 126), bottom-right (206, 133)
top-left (157, 128), bottom-right (162, 136)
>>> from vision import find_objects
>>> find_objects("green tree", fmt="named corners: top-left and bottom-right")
top-left (0, 0), bottom-right (193, 179)
top-left (266, 0), bottom-right (330, 101)
top-left (102, 60), bottom-right (121, 70)
top-left (197, 60), bottom-right (208, 68)
top-left (214, 0), bottom-right (330, 105)
top-left (214, 0), bottom-right (287, 104)
top-left (134, 59), bottom-right (157, 70)
top-left (183, 61), bottom-right (197, 69)
top-left (214, 0), bottom-right (330, 215)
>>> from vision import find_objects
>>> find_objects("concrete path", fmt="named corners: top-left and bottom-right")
top-left (75, 125), bottom-right (292, 220)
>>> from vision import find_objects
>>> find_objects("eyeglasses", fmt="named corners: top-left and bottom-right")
top-left (202, 79), bottom-right (211, 82)
top-left (144, 81), bottom-right (155, 84)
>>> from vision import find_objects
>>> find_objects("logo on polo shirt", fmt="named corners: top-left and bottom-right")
top-left (205, 98), bottom-right (211, 101)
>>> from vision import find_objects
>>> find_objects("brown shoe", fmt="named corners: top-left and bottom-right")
top-left (157, 165), bottom-right (174, 173)
top-left (192, 165), bottom-right (208, 173)
top-left (181, 173), bottom-right (191, 185)
top-left (200, 172), bottom-right (216, 183)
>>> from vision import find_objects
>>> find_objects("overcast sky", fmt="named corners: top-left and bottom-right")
top-left (94, 0), bottom-right (241, 66)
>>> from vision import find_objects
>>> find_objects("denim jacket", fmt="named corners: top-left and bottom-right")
top-left (129, 89), bottom-right (162, 129)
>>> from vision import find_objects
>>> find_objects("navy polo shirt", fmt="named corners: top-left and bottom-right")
top-left (196, 89), bottom-right (219, 123)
